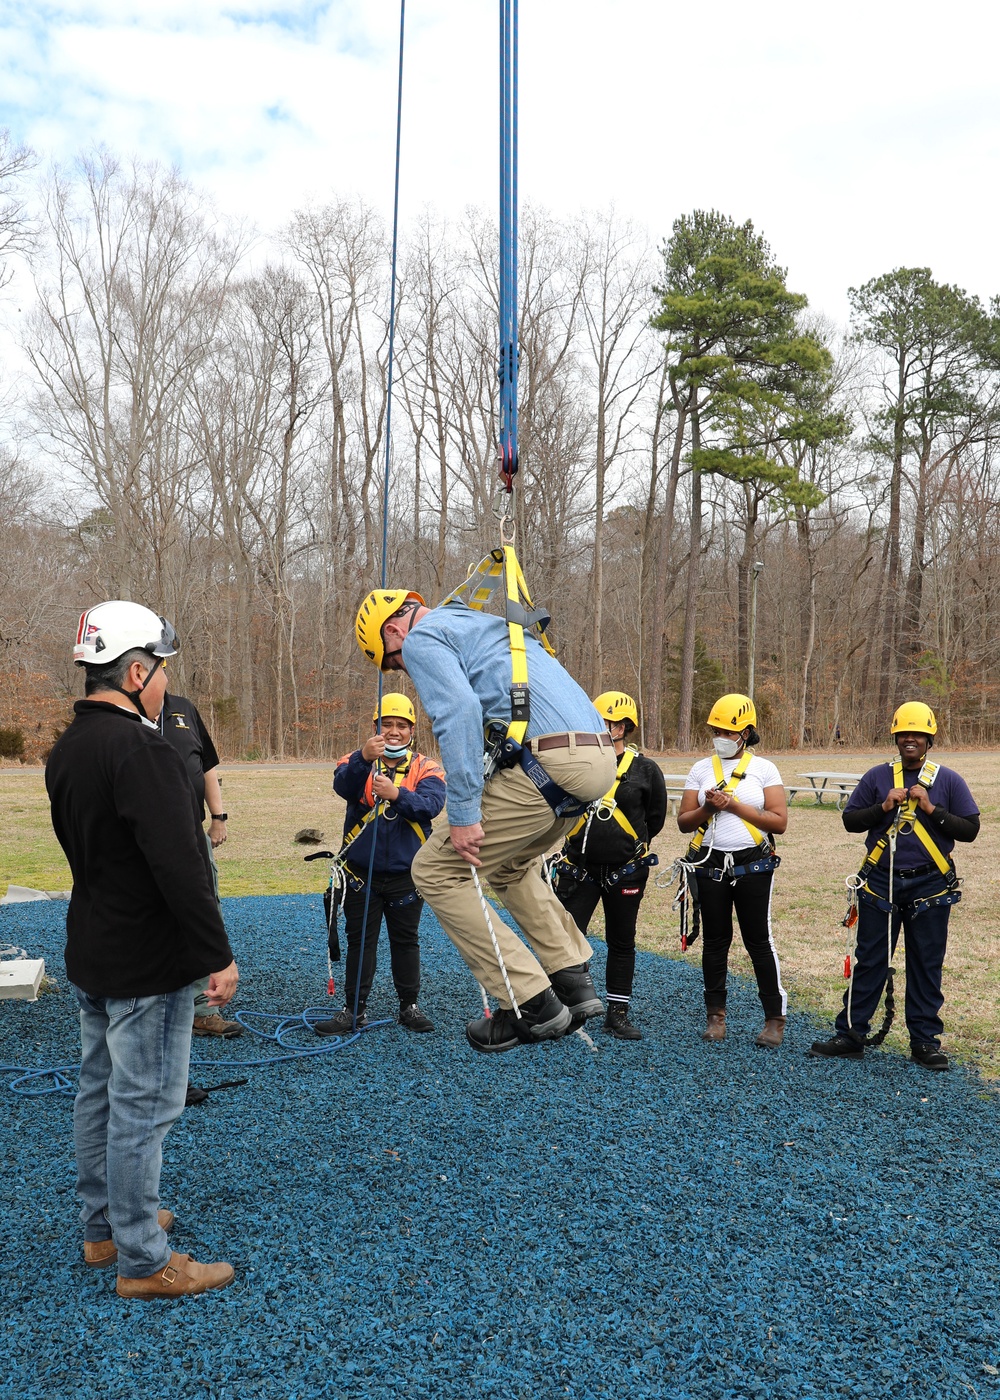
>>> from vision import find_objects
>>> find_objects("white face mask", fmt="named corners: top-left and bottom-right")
top-left (713, 735), bottom-right (742, 760)
top-left (382, 742), bottom-right (409, 760)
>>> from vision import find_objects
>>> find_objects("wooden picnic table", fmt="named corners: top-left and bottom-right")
top-left (795, 771), bottom-right (864, 808)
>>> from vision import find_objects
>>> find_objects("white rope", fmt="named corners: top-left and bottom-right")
top-left (470, 865), bottom-right (521, 1018)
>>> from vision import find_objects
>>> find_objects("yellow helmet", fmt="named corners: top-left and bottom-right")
top-left (374, 693), bottom-right (416, 726)
top-left (355, 589), bottom-right (425, 669)
top-left (890, 702), bottom-right (937, 738)
top-left (706, 693), bottom-right (757, 731)
top-left (593, 690), bottom-right (638, 729)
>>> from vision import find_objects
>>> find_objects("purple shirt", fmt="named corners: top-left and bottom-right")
top-left (844, 760), bottom-right (979, 866)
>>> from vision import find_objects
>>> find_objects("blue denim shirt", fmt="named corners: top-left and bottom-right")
top-left (402, 602), bottom-right (603, 825)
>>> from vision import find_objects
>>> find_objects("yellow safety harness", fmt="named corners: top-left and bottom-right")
top-left (862, 759), bottom-right (949, 876)
top-left (568, 745), bottom-right (641, 846)
top-left (441, 545), bottom-right (555, 748)
top-left (844, 758), bottom-right (957, 1044)
top-left (687, 749), bottom-right (766, 855)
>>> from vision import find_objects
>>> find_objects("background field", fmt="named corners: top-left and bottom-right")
top-left (3, 748), bottom-right (997, 1077)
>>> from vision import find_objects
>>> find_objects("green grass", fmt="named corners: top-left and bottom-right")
top-left (4, 748), bottom-right (998, 1079)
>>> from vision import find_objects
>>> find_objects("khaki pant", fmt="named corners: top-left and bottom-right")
top-left (412, 737), bottom-right (617, 1007)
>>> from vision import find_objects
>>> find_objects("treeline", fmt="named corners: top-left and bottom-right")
top-left (2, 137), bottom-right (1000, 762)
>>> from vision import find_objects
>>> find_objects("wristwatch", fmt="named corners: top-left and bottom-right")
top-left (209, 812), bottom-right (228, 821)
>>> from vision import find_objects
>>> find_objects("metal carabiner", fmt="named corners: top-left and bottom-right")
top-left (492, 486), bottom-right (516, 545)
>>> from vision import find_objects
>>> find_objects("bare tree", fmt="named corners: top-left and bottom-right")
top-left (27, 153), bottom-right (244, 631)
top-left (0, 129), bottom-right (35, 291)
top-left (574, 211), bottom-right (659, 692)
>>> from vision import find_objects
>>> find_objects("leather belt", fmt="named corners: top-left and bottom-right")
top-left (530, 732), bottom-right (613, 752)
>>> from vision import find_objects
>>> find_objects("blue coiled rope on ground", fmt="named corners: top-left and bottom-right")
top-left (2, 1005), bottom-right (395, 1096)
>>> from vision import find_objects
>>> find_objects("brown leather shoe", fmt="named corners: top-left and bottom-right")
top-left (702, 1008), bottom-right (726, 1042)
top-left (116, 1251), bottom-right (234, 1299)
top-left (192, 1014), bottom-right (243, 1038)
top-left (84, 1209), bottom-right (175, 1268)
top-left (755, 1016), bottom-right (786, 1048)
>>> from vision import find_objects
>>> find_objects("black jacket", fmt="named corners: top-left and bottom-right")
top-left (564, 750), bottom-right (668, 868)
top-left (45, 700), bottom-right (233, 997)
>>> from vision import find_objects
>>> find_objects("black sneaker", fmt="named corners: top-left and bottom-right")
top-left (465, 987), bottom-right (572, 1053)
top-left (808, 1034), bottom-right (864, 1060)
top-left (313, 1006), bottom-right (367, 1037)
top-left (604, 1004), bottom-right (643, 1041)
top-left (399, 1003), bottom-right (434, 1033)
top-left (549, 963), bottom-right (603, 1024)
top-left (911, 1042), bottom-right (949, 1071)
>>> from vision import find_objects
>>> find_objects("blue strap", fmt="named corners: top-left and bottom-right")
top-left (604, 853), bottom-right (659, 886)
top-left (704, 855), bottom-right (780, 883)
top-left (386, 890), bottom-right (421, 910)
top-left (501, 739), bottom-right (589, 819)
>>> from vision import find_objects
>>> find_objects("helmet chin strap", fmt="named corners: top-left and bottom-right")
top-left (110, 657), bottom-right (163, 718)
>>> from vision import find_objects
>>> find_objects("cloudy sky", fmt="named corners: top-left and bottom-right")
top-left (1, 0), bottom-right (998, 327)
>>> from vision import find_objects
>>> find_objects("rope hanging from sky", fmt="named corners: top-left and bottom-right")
top-left (498, 0), bottom-right (519, 494)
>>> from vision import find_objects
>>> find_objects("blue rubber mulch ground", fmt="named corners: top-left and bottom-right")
top-left (2, 895), bottom-right (1000, 1400)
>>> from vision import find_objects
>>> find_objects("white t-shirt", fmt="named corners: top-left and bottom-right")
top-left (684, 753), bottom-right (783, 852)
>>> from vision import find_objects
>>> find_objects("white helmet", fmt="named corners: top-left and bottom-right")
top-left (74, 601), bottom-right (179, 667)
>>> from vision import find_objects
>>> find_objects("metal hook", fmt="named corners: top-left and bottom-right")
top-left (492, 486), bottom-right (516, 544)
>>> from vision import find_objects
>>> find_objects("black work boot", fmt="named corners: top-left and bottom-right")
top-left (910, 1041), bottom-right (949, 1071)
top-left (808, 1033), bottom-right (863, 1060)
top-left (465, 987), bottom-right (571, 1054)
top-left (548, 962), bottom-right (603, 1024)
top-left (604, 1002), bottom-right (643, 1041)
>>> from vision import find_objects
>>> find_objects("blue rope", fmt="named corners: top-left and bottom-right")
top-left (498, 0), bottom-right (519, 491)
top-left (351, 0), bottom-right (407, 1033)
top-left (2, 1009), bottom-right (397, 1097)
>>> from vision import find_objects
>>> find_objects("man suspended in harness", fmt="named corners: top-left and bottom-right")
top-left (313, 693), bottom-right (445, 1037)
top-left (355, 586), bottom-right (617, 1053)
top-left (676, 693), bottom-right (789, 1048)
top-left (810, 702), bottom-right (980, 1071)
top-left (553, 692), bottom-right (667, 1041)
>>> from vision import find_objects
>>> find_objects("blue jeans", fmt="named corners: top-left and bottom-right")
top-left (74, 984), bottom-right (194, 1277)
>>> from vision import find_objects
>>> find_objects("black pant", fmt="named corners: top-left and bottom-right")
top-left (694, 847), bottom-right (784, 1019)
top-left (342, 869), bottom-right (422, 1009)
top-left (558, 867), bottom-right (649, 999)
top-left (835, 863), bottom-right (953, 1046)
